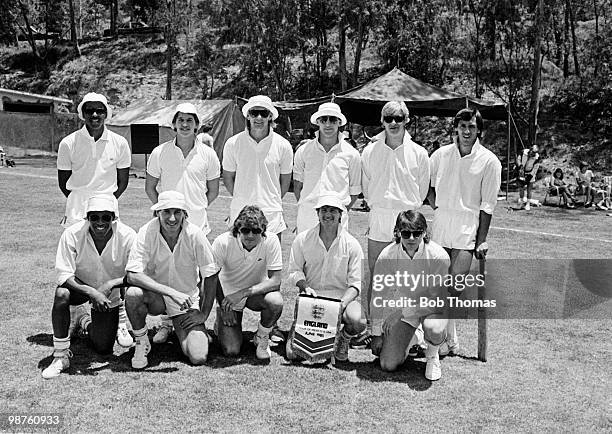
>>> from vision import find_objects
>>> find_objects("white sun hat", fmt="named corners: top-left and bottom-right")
top-left (86, 194), bottom-right (118, 213)
top-left (241, 95), bottom-right (279, 120)
top-left (310, 102), bottom-right (347, 126)
top-left (150, 191), bottom-right (188, 212)
top-left (315, 194), bottom-right (346, 212)
top-left (77, 92), bottom-right (112, 121)
top-left (172, 102), bottom-right (200, 125)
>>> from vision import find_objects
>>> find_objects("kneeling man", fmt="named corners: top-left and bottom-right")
top-left (204, 206), bottom-right (283, 360)
top-left (370, 211), bottom-right (450, 380)
top-left (125, 191), bottom-right (216, 369)
top-left (43, 194), bottom-right (136, 379)
top-left (288, 195), bottom-right (366, 362)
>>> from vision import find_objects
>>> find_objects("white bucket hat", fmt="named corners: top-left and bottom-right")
top-left (151, 191), bottom-right (188, 212)
top-left (77, 92), bottom-right (112, 121)
top-left (172, 102), bottom-right (200, 125)
top-left (86, 194), bottom-right (117, 213)
top-left (242, 95), bottom-right (279, 120)
top-left (315, 194), bottom-right (346, 212)
top-left (310, 102), bottom-right (347, 126)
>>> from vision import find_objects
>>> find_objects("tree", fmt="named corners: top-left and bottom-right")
top-left (528, 0), bottom-right (545, 147)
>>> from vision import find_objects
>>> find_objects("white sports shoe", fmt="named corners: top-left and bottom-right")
top-left (334, 331), bottom-right (351, 362)
top-left (152, 324), bottom-right (172, 344)
top-left (525, 202), bottom-right (531, 211)
top-left (425, 345), bottom-right (441, 381)
top-left (42, 350), bottom-right (72, 379)
top-left (132, 337), bottom-right (151, 369)
top-left (116, 323), bottom-right (134, 348)
top-left (253, 332), bottom-right (271, 360)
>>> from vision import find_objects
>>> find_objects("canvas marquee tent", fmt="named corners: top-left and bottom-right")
top-left (107, 99), bottom-right (245, 169)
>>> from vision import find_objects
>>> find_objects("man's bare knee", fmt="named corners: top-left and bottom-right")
top-left (380, 357), bottom-right (401, 372)
top-left (222, 344), bottom-right (240, 357)
top-left (263, 291), bottom-right (284, 314)
top-left (54, 287), bottom-right (71, 305)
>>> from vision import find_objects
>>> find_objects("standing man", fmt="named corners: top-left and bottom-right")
top-left (516, 145), bottom-right (540, 211)
top-left (222, 95), bottom-right (293, 242)
top-left (204, 206), bottom-right (284, 360)
top-left (125, 191), bottom-right (217, 369)
top-left (56, 92), bottom-right (133, 348)
top-left (359, 101), bottom-right (430, 345)
top-left (145, 103), bottom-right (220, 344)
top-left (287, 195), bottom-right (366, 362)
top-left (293, 103), bottom-right (361, 234)
top-left (42, 194), bottom-right (136, 379)
top-left (428, 108), bottom-right (502, 356)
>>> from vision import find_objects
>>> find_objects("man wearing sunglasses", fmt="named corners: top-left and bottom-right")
top-left (287, 194), bottom-right (366, 362)
top-left (370, 211), bottom-right (450, 381)
top-left (222, 95), bottom-right (293, 242)
top-left (124, 191), bottom-right (217, 369)
top-left (57, 92), bottom-right (131, 228)
top-left (43, 194), bottom-right (137, 379)
top-left (293, 103), bottom-right (361, 234)
top-left (203, 206), bottom-right (283, 360)
top-left (428, 108), bottom-right (502, 356)
top-left (360, 101), bottom-right (430, 347)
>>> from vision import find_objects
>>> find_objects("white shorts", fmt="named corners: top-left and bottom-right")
top-left (367, 208), bottom-right (405, 242)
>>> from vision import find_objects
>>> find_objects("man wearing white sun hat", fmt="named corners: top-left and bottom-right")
top-left (293, 102), bottom-right (361, 234)
top-left (57, 92), bottom-right (131, 228)
top-left (125, 191), bottom-right (217, 369)
top-left (144, 102), bottom-right (221, 344)
top-left (222, 95), bottom-right (293, 242)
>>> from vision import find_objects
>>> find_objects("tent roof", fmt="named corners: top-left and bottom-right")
top-left (108, 99), bottom-right (235, 128)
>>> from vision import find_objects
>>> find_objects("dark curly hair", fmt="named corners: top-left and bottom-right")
top-left (231, 205), bottom-right (268, 237)
top-left (393, 210), bottom-right (430, 244)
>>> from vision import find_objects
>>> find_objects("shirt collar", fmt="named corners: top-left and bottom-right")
top-left (453, 137), bottom-right (482, 158)
top-left (80, 125), bottom-right (109, 142)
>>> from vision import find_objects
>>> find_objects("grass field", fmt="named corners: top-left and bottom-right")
top-left (1, 157), bottom-right (611, 433)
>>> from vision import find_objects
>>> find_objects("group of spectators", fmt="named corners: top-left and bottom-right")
top-left (42, 92), bottom-right (501, 384)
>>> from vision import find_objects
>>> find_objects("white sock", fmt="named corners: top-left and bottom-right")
top-left (257, 323), bottom-right (272, 338)
top-left (118, 303), bottom-right (129, 327)
top-left (53, 336), bottom-right (70, 357)
top-left (133, 326), bottom-right (148, 340)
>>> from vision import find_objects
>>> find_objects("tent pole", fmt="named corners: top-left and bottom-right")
top-left (506, 107), bottom-right (511, 200)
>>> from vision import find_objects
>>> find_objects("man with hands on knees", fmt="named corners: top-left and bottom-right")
top-left (43, 194), bottom-right (137, 379)
top-left (287, 194), bottom-right (366, 362)
top-left (124, 191), bottom-right (217, 369)
top-left (204, 205), bottom-right (284, 360)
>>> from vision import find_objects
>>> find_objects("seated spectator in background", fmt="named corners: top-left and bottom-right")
top-left (517, 145), bottom-right (540, 211)
top-left (125, 191), bottom-right (217, 369)
top-left (577, 161), bottom-right (596, 207)
top-left (593, 175), bottom-right (611, 210)
top-left (552, 168), bottom-right (576, 208)
top-left (204, 205), bottom-right (283, 360)
top-left (43, 194), bottom-right (137, 379)
top-left (197, 124), bottom-right (214, 148)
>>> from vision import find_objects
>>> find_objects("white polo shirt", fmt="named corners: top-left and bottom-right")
top-left (370, 240), bottom-right (450, 335)
top-left (361, 132), bottom-right (430, 211)
top-left (210, 231), bottom-right (282, 311)
top-left (147, 138), bottom-right (220, 232)
top-left (126, 218), bottom-right (217, 317)
top-left (288, 224), bottom-right (363, 300)
top-left (55, 220), bottom-right (136, 308)
top-left (222, 130), bottom-right (293, 222)
top-left (430, 140), bottom-right (502, 250)
top-left (57, 126), bottom-right (131, 226)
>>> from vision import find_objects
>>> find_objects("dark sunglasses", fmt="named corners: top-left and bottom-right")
top-left (239, 227), bottom-right (262, 235)
top-left (318, 116), bottom-right (339, 123)
top-left (83, 107), bottom-right (107, 116)
top-left (88, 214), bottom-right (113, 223)
top-left (248, 109), bottom-right (270, 118)
top-left (383, 115), bottom-right (405, 124)
top-left (400, 229), bottom-right (423, 239)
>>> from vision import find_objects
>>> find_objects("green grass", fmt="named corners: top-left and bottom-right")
top-left (0, 157), bottom-right (611, 432)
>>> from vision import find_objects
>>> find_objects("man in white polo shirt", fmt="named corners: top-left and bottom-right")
top-left (145, 103), bottom-right (221, 344)
top-left (359, 101), bottom-right (429, 347)
top-left (125, 191), bottom-right (217, 369)
top-left (293, 103), bottom-right (361, 234)
top-left (222, 95), bottom-right (293, 242)
top-left (428, 108), bottom-right (501, 356)
top-left (57, 94), bottom-right (133, 349)
top-left (287, 194), bottom-right (366, 362)
top-left (204, 205), bottom-right (284, 360)
top-left (42, 194), bottom-right (136, 379)
top-left (57, 92), bottom-right (131, 227)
